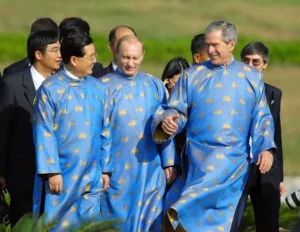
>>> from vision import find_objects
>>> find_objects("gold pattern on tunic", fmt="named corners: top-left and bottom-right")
top-left (216, 153), bottom-right (225, 159)
top-left (207, 165), bottom-right (215, 171)
top-left (72, 175), bottom-right (78, 180)
top-left (101, 78), bottom-right (110, 83)
top-left (230, 204), bottom-right (234, 210)
top-left (140, 214), bottom-right (145, 219)
top-left (52, 201), bottom-right (58, 206)
top-left (85, 185), bottom-right (90, 191)
top-left (80, 93), bottom-right (86, 99)
top-left (38, 145), bottom-right (44, 150)
top-left (232, 136), bottom-right (237, 142)
top-left (243, 66), bottom-right (251, 72)
top-left (251, 81), bottom-right (258, 88)
top-left (259, 111), bottom-right (264, 116)
top-left (216, 136), bottom-right (223, 142)
top-left (167, 158), bottom-right (174, 165)
top-left (192, 79), bottom-right (199, 86)
top-left (215, 83), bottom-right (223, 88)
top-left (80, 160), bottom-right (87, 166)
top-left (137, 133), bottom-right (144, 140)
top-left (130, 81), bottom-right (137, 87)
top-left (44, 132), bottom-right (52, 137)
top-left (153, 94), bottom-right (159, 100)
top-left (70, 83), bottom-right (78, 87)
top-left (71, 206), bottom-right (77, 212)
top-left (206, 98), bottom-right (214, 103)
top-left (45, 82), bottom-right (52, 87)
top-left (240, 98), bottom-right (246, 104)
top-left (59, 109), bottom-right (67, 115)
top-left (238, 72), bottom-right (246, 78)
top-left (206, 72), bottom-right (213, 78)
top-left (136, 107), bottom-right (143, 112)
top-left (198, 86), bottom-right (204, 92)
top-left (118, 177), bottom-right (126, 184)
top-left (231, 174), bottom-right (236, 179)
top-left (85, 120), bottom-right (91, 126)
top-left (75, 105), bottom-right (83, 111)
top-left (263, 130), bottom-right (269, 136)
top-left (71, 148), bottom-right (79, 154)
top-left (217, 226), bottom-right (225, 231)
top-left (266, 120), bottom-right (271, 125)
top-left (125, 94), bottom-right (133, 100)
top-left (58, 76), bottom-right (63, 80)
top-left (223, 123), bottom-right (231, 129)
top-left (197, 65), bottom-right (204, 71)
top-left (184, 72), bottom-right (189, 80)
top-left (179, 199), bottom-right (186, 203)
top-left (128, 120), bottom-right (136, 126)
top-left (102, 130), bottom-right (110, 136)
top-left (78, 133), bottom-right (87, 139)
top-left (61, 220), bottom-right (69, 227)
top-left (46, 158), bottom-right (55, 164)
top-left (229, 218), bottom-right (233, 223)
top-left (83, 195), bottom-right (89, 200)
top-left (143, 82), bottom-right (150, 87)
top-left (42, 95), bottom-right (47, 103)
top-left (199, 113), bottom-right (205, 118)
top-left (41, 112), bottom-right (46, 118)
top-left (172, 100), bottom-right (179, 106)
top-left (114, 152), bottom-right (121, 157)
top-left (65, 163), bottom-right (71, 168)
top-left (206, 125), bottom-right (213, 131)
top-left (122, 205), bottom-right (129, 210)
top-left (52, 124), bottom-right (59, 131)
top-left (231, 109), bottom-right (238, 115)
top-left (223, 96), bottom-right (231, 102)
top-left (259, 100), bottom-right (265, 107)
top-left (189, 192), bottom-right (197, 197)
top-left (68, 122), bottom-right (76, 127)
top-left (207, 215), bottom-right (213, 222)
top-left (247, 87), bottom-right (253, 94)
top-left (223, 69), bottom-right (229, 75)
top-left (232, 82), bottom-right (238, 88)
top-left (124, 163), bottom-right (132, 170)
top-left (119, 109), bottom-right (127, 115)
top-left (214, 109), bottom-right (222, 115)
top-left (57, 89), bottom-right (65, 95)
top-left (122, 137), bottom-right (129, 143)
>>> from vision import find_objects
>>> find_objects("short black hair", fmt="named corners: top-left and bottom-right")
top-left (30, 18), bottom-right (58, 33)
top-left (59, 17), bottom-right (90, 41)
top-left (27, 30), bottom-right (59, 64)
top-left (161, 57), bottom-right (190, 82)
top-left (108, 25), bottom-right (136, 44)
top-left (61, 34), bottom-right (93, 64)
top-left (240, 42), bottom-right (269, 63)
top-left (191, 33), bottom-right (206, 55)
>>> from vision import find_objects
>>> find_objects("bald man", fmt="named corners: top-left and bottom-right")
top-left (100, 35), bottom-right (178, 231)
top-left (98, 25), bottom-right (136, 78)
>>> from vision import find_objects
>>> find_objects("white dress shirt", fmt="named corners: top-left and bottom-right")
top-left (30, 66), bottom-right (46, 90)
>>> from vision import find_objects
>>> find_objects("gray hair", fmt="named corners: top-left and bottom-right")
top-left (205, 20), bottom-right (237, 44)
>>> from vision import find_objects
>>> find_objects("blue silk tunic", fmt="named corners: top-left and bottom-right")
top-left (152, 59), bottom-right (276, 232)
top-left (32, 70), bottom-right (112, 231)
top-left (100, 70), bottom-right (178, 232)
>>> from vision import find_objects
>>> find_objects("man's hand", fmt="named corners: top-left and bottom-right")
top-left (165, 167), bottom-right (177, 184)
top-left (162, 115), bottom-right (179, 135)
top-left (280, 182), bottom-right (286, 196)
top-left (102, 174), bottom-right (110, 193)
top-left (48, 174), bottom-right (63, 194)
top-left (0, 176), bottom-right (6, 189)
top-left (256, 150), bottom-right (273, 174)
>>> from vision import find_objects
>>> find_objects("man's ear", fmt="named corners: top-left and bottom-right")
top-left (193, 53), bottom-right (201, 64)
top-left (70, 56), bottom-right (78, 67)
top-left (35, 50), bottom-right (43, 61)
top-left (228, 40), bottom-right (236, 52)
top-left (108, 42), bottom-right (114, 53)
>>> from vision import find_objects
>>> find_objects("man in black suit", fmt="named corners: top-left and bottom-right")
top-left (241, 42), bottom-right (285, 232)
top-left (97, 25), bottom-right (136, 78)
top-left (58, 17), bottom-right (104, 78)
top-left (0, 30), bottom-right (61, 225)
top-left (2, 18), bottom-right (58, 77)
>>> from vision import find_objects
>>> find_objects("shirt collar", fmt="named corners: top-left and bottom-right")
top-left (63, 67), bottom-right (80, 80)
top-left (30, 66), bottom-right (46, 90)
top-left (112, 61), bottom-right (118, 70)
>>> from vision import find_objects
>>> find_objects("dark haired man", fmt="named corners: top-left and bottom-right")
top-left (190, 33), bottom-right (209, 65)
top-left (241, 41), bottom-right (284, 232)
top-left (58, 17), bottom-right (104, 78)
top-left (32, 34), bottom-right (111, 231)
top-left (2, 18), bottom-right (58, 77)
top-left (97, 25), bottom-right (136, 78)
top-left (0, 30), bottom-right (61, 225)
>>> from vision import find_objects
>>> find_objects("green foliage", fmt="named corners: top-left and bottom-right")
top-left (1, 33), bottom-right (300, 66)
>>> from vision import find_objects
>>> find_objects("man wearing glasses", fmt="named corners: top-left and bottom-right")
top-left (0, 30), bottom-right (61, 226)
top-left (241, 42), bottom-right (284, 232)
top-left (32, 34), bottom-right (112, 231)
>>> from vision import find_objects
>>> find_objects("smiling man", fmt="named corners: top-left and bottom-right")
top-left (32, 34), bottom-right (112, 231)
top-left (100, 35), bottom-right (178, 232)
top-left (152, 20), bottom-right (276, 232)
top-left (0, 30), bottom-right (61, 226)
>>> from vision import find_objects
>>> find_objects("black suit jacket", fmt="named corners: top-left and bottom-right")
top-left (252, 82), bottom-right (283, 197)
top-left (91, 62), bottom-right (104, 78)
top-left (3, 57), bottom-right (30, 77)
top-left (0, 67), bottom-right (36, 218)
top-left (96, 62), bottom-right (114, 78)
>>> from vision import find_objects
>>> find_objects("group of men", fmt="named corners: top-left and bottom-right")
top-left (0, 17), bottom-right (283, 232)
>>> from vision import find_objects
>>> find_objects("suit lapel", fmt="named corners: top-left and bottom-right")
top-left (23, 68), bottom-right (36, 108)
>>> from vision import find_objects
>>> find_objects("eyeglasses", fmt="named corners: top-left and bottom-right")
top-left (241, 57), bottom-right (264, 67)
top-left (79, 53), bottom-right (98, 62)
top-left (46, 48), bottom-right (61, 54)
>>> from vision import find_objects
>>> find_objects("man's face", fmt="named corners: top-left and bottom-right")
top-left (109, 28), bottom-right (135, 55)
top-left (205, 30), bottom-right (235, 65)
top-left (116, 41), bottom-right (144, 76)
top-left (40, 41), bottom-right (62, 71)
top-left (241, 54), bottom-right (267, 72)
top-left (75, 43), bottom-right (96, 76)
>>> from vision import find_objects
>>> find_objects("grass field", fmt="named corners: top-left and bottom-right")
top-left (0, 0), bottom-right (299, 178)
